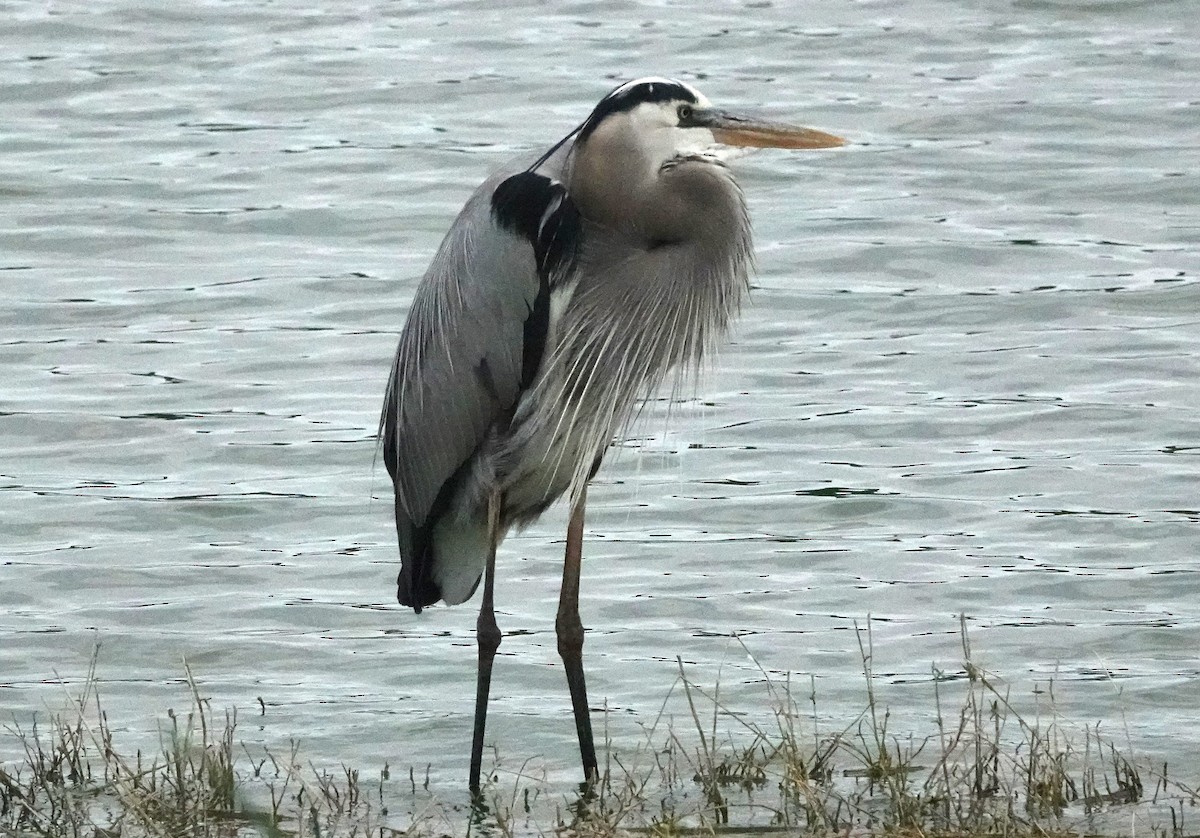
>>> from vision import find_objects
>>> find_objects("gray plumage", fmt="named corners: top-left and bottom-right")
top-left (382, 79), bottom-right (755, 610)
top-left (378, 77), bottom-right (843, 789)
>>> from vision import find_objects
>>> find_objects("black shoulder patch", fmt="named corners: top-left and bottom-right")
top-left (490, 171), bottom-right (581, 284)
top-left (521, 276), bottom-right (550, 390)
top-left (578, 77), bottom-right (699, 143)
top-left (491, 172), bottom-right (578, 393)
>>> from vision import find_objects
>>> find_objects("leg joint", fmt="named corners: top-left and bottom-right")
top-left (477, 611), bottom-right (502, 654)
top-left (556, 613), bottom-right (584, 657)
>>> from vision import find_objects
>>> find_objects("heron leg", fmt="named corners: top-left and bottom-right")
top-left (557, 485), bottom-right (598, 785)
top-left (469, 491), bottom-right (502, 796)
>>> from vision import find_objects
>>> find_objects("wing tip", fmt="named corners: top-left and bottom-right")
top-left (397, 565), bottom-right (441, 613)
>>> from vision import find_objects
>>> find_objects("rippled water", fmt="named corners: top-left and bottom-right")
top-left (3, 0), bottom-right (1198, 800)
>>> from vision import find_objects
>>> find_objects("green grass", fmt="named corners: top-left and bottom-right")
top-left (2, 619), bottom-right (1196, 837)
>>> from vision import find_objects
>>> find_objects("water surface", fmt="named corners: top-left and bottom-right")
top-left (2, 0), bottom-right (1198, 802)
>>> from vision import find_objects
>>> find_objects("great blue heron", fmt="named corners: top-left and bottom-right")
top-left (380, 77), bottom-right (843, 792)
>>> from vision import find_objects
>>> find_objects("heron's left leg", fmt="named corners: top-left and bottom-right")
top-left (469, 491), bottom-right (502, 795)
top-left (557, 484), bottom-right (598, 784)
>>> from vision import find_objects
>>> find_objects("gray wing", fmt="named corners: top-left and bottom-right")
top-left (381, 168), bottom-right (580, 608)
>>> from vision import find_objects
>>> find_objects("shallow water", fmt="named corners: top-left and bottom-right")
top-left (2, 0), bottom-right (1198, 803)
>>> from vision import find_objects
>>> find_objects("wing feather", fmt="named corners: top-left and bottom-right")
top-left (381, 169), bottom-right (579, 608)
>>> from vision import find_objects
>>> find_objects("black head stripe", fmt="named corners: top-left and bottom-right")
top-left (577, 78), bottom-right (699, 143)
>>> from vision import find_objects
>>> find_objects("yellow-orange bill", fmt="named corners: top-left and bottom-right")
top-left (711, 123), bottom-right (845, 149)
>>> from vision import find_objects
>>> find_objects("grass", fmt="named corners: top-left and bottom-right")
top-left (2, 618), bottom-right (1197, 837)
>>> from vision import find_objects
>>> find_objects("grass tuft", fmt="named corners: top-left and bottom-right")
top-left (3, 619), bottom-right (1196, 837)
top-left (0, 645), bottom-right (394, 837)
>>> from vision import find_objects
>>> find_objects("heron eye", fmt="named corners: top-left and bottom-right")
top-left (677, 104), bottom-right (694, 122)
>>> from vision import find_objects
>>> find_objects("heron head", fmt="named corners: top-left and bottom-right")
top-left (564, 77), bottom-right (844, 238)
top-left (571, 77), bottom-right (714, 167)
top-left (574, 76), bottom-right (844, 167)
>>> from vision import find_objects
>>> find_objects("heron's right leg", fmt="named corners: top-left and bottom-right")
top-left (557, 485), bottom-right (598, 785)
top-left (469, 492), bottom-right (502, 795)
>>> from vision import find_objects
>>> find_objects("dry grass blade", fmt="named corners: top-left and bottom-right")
top-left (2, 622), bottom-right (1197, 838)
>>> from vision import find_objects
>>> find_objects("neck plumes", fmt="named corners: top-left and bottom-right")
top-left (524, 132), bottom-right (752, 497)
